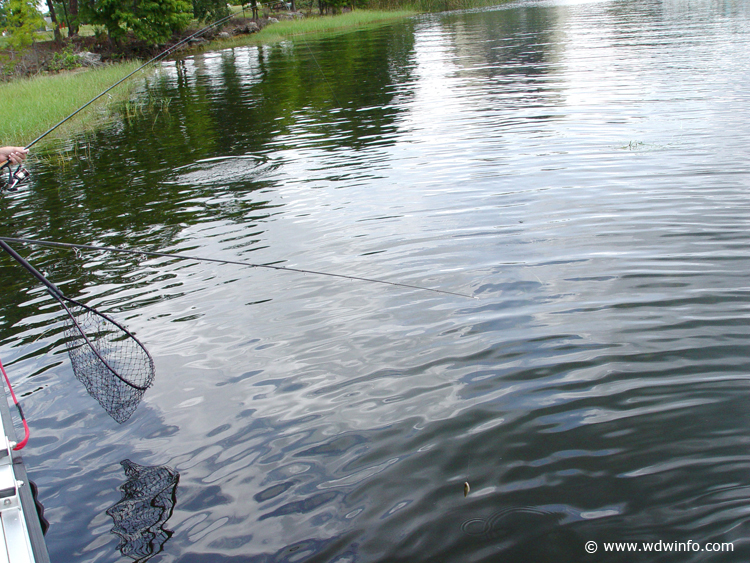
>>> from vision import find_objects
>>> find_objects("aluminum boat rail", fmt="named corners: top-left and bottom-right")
top-left (0, 384), bottom-right (49, 563)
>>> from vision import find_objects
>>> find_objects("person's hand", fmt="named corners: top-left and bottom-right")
top-left (1, 147), bottom-right (28, 165)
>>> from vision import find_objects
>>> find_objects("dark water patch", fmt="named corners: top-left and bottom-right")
top-left (258, 491), bottom-right (341, 521)
top-left (254, 480), bottom-right (295, 503)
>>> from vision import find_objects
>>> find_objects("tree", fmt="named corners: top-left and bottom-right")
top-left (82, 0), bottom-right (192, 45)
top-left (192, 0), bottom-right (228, 23)
top-left (44, 0), bottom-right (63, 44)
top-left (1, 0), bottom-right (44, 49)
top-left (52, 0), bottom-right (79, 37)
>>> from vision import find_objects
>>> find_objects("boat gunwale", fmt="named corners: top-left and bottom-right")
top-left (0, 382), bottom-right (49, 563)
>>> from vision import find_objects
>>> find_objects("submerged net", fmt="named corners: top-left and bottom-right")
top-left (62, 297), bottom-right (155, 424)
top-left (107, 460), bottom-right (180, 562)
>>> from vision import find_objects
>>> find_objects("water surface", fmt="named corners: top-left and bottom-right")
top-left (3, 0), bottom-right (750, 561)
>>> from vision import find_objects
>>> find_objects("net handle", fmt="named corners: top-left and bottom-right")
top-left (0, 240), bottom-right (64, 297)
top-left (0, 240), bottom-right (119, 380)
top-left (0, 240), bottom-right (153, 391)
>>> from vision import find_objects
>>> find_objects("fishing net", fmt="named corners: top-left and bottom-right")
top-left (61, 297), bottom-right (155, 424)
top-left (107, 460), bottom-right (179, 562)
top-left (0, 239), bottom-right (155, 424)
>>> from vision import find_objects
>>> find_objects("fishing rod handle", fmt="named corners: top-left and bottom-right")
top-left (0, 240), bottom-right (64, 297)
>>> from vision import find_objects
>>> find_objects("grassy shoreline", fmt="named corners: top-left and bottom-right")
top-left (0, 62), bottom-right (143, 148)
top-left (0, 10), bottom-right (415, 149)
top-left (222, 9), bottom-right (415, 49)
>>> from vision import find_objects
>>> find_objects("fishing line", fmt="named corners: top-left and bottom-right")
top-left (0, 236), bottom-right (476, 299)
top-left (0, 12), bottom-right (236, 172)
top-left (0, 240), bottom-right (156, 423)
top-left (0, 13), bottom-right (236, 192)
top-left (301, 35), bottom-right (342, 108)
top-left (0, 14), bottom-right (338, 191)
top-left (30, 14), bottom-right (236, 151)
top-left (0, 27), bottom-right (473, 299)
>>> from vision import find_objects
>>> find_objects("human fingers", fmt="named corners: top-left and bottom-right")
top-left (9, 149), bottom-right (28, 164)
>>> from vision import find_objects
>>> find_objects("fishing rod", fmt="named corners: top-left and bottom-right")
top-left (0, 236), bottom-right (476, 299)
top-left (0, 12), bottom-right (237, 191)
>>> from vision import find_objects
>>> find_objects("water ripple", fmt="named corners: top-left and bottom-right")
top-left (3, 1), bottom-right (750, 561)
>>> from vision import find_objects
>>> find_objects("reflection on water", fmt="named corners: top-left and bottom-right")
top-left (107, 460), bottom-right (180, 562)
top-left (2, 0), bottom-right (750, 561)
top-left (166, 156), bottom-right (276, 188)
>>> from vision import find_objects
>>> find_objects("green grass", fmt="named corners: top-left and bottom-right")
top-left (370, 0), bottom-right (508, 11)
top-left (216, 10), bottom-right (416, 49)
top-left (0, 10), bottom-right (416, 148)
top-left (0, 61), bottom-right (144, 148)
top-left (33, 24), bottom-right (100, 43)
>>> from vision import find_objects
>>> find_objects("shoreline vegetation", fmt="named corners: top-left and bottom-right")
top-left (0, 10), bottom-right (414, 148)
top-left (0, 3), bottom-right (499, 149)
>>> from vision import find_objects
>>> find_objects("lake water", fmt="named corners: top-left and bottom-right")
top-left (3, 0), bottom-right (750, 561)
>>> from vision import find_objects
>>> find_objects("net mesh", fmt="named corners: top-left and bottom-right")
top-left (107, 460), bottom-right (179, 562)
top-left (62, 298), bottom-right (155, 423)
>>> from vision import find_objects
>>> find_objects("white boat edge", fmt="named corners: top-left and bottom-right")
top-left (0, 384), bottom-right (49, 563)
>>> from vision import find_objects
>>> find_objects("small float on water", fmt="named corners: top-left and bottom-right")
top-left (0, 382), bottom-right (49, 563)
